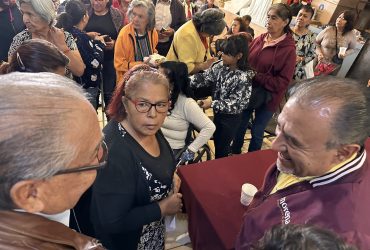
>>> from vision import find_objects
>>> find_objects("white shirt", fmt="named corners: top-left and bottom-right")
top-left (161, 94), bottom-right (215, 152)
top-left (14, 209), bottom-right (70, 227)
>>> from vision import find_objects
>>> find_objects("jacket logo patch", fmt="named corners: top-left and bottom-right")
top-left (278, 197), bottom-right (291, 224)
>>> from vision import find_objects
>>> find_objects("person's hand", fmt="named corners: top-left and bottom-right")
top-left (48, 27), bottom-right (69, 52)
top-left (338, 52), bottom-right (346, 59)
top-left (105, 39), bottom-right (115, 50)
top-left (172, 172), bottom-right (181, 194)
top-left (161, 27), bottom-right (174, 37)
top-left (198, 99), bottom-right (212, 109)
top-left (179, 149), bottom-right (195, 164)
top-left (158, 192), bottom-right (183, 216)
top-left (158, 32), bottom-right (166, 40)
top-left (202, 57), bottom-right (217, 71)
top-left (86, 32), bottom-right (101, 40)
top-left (367, 79), bottom-right (370, 88)
top-left (95, 35), bottom-right (107, 46)
top-left (296, 56), bottom-right (304, 64)
top-left (317, 53), bottom-right (324, 62)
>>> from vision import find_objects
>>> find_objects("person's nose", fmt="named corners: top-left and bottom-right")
top-left (271, 129), bottom-right (286, 152)
top-left (147, 105), bottom-right (157, 118)
top-left (22, 14), bottom-right (29, 24)
top-left (133, 14), bottom-right (139, 22)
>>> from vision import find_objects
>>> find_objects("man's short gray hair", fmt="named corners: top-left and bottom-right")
top-left (0, 72), bottom-right (88, 209)
top-left (18, 0), bottom-right (56, 25)
top-left (289, 77), bottom-right (370, 148)
top-left (128, 0), bottom-right (156, 31)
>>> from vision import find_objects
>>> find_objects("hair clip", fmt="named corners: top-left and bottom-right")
top-left (16, 52), bottom-right (26, 71)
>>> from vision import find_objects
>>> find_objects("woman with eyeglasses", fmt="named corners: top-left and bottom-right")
top-left (90, 64), bottom-right (182, 250)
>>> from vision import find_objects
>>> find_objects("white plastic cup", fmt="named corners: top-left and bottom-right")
top-left (339, 47), bottom-right (347, 56)
top-left (240, 183), bottom-right (258, 206)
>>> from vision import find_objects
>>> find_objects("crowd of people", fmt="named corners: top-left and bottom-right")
top-left (0, 0), bottom-right (369, 249)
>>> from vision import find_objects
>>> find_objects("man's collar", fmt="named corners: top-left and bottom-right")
top-left (14, 209), bottom-right (70, 227)
top-left (310, 150), bottom-right (366, 187)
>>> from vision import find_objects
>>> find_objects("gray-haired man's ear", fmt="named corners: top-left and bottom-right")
top-left (335, 144), bottom-right (361, 163)
top-left (10, 180), bottom-right (45, 213)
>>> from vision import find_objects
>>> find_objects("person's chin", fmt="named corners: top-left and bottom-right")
top-left (276, 159), bottom-right (295, 175)
top-left (142, 125), bottom-right (159, 135)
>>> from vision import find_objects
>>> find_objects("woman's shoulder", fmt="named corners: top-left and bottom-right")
top-left (13, 29), bottom-right (31, 40)
top-left (118, 23), bottom-right (135, 37)
top-left (307, 29), bottom-right (317, 38)
top-left (110, 6), bottom-right (122, 17)
top-left (320, 26), bottom-right (335, 35)
top-left (8, 30), bottom-right (30, 56)
top-left (183, 95), bottom-right (199, 108)
top-left (63, 30), bottom-right (78, 49)
top-left (175, 21), bottom-right (195, 37)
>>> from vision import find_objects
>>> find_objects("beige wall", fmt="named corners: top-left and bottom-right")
top-left (311, 0), bottom-right (339, 25)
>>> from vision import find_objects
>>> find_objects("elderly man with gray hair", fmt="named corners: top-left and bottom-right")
top-left (236, 77), bottom-right (370, 249)
top-left (0, 72), bottom-right (105, 249)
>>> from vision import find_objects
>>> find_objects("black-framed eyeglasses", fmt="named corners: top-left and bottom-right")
top-left (126, 96), bottom-right (170, 113)
top-left (54, 140), bottom-right (108, 176)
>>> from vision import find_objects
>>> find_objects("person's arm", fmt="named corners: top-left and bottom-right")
top-left (76, 34), bottom-right (105, 71)
top-left (183, 98), bottom-right (215, 152)
top-left (7, 31), bottom-right (24, 60)
top-left (315, 27), bottom-right (329, 62)
top-left (170, 30), bottom-right (215, 74)
top-left (343, 32), bottom-right (357, 57)
top-left (191, 57), bottom-right (216, 74)
top-left (211, 71), bottom-right (254, 113)
top-left (51, 28), bottom-right (85, 76)
top-left (255, 48), bottom-right (296, 93)
top-left (190, 62), bottom-right (219, 89)
top-left (303, 32), bottom-right (317, 65)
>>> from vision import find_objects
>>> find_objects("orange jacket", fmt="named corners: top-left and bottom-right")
top-left (114, 23), bottom-right (158, 84)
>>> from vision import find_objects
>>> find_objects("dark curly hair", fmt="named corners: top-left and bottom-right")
top-left (159, 61), bottom-right (195, 110)
top-left (340, 11), bottom-right (356, 36)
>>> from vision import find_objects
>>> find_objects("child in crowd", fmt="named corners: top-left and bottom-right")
top-left (191, 34), bottom-right (254, 159)
top-left (242, 15), bottom-right (255, 38)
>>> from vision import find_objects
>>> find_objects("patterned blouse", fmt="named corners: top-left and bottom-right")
top-left (292, 30), bottom-right (316, 80)
top-left (190, 61), bottom-right (255, 115)
top-left (118, 123), bottom-right (172, 250)
top-left (69, 27), bottom-right (104, 88)
top-left (8, 29), bottom-right (77, 57)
